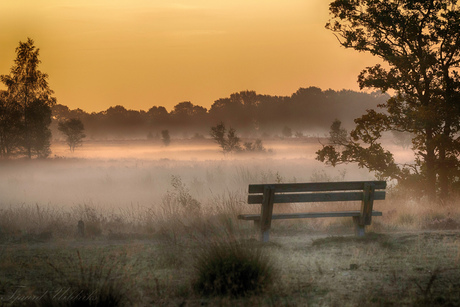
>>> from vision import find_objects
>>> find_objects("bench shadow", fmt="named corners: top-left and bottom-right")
top-left (311, 232), bottom-right (396, 249)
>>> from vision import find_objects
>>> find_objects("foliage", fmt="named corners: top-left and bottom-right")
top-left (210, 122), bottom-right (269, 154)
top-left (0, 91), bottom-right (22, 157)
top-left (58, 118), bottom-right (86, 152)
top-left (317, 1), bottom-right (460, 201)
top-left (282, 126), bottom-right (292, 138)
top-left (193, 240), bottom-right (275, 297)
top-left (0, 38), bottom-right (56, 158)
top-left (328, 119), bottom-right (348, 146)
top-left (210, 122), bottom-right (242, 153)
top-left (244, 139), bottom-right (267, 153)
top-left (51, 88), bottom-right (388, 139)
top-left (161, 129), bottom-right (171, 146)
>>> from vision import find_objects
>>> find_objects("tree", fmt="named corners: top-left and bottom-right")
top-left (210, 122), bottom-right (226, 152)
top-left (58, 118), bottom-right (86, 152)
top-left (282, 126), bottom-right (292, 138)
top-left (170, 101), bottom-right (208, 132)
top-left (244, 139), bottom-right (267, 152)
top-left (317, 1), bottom-right (460, 202)
top-left (328, 119), bottom-right (348, 146)
top-left (0, 91), bottom-right (22, 157)
top-left (0, 38), bottom-right (56, 158)
top-left (225, 127), bottom-right (242, 152)
top-left (210, 122), bottom-right (242, 153)
top-left (161, 129), bottom-right (171, 146)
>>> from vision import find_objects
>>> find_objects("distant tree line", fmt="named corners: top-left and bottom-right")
top-left (51, 88), bottom-right (388, 140)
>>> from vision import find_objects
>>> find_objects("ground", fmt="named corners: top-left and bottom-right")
top-left (1, 228), bottom-right (459, 306)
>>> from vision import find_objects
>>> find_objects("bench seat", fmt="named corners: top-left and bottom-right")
top-left (238, 210), bottom-right (383, 220)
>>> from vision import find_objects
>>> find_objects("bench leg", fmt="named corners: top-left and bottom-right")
top-left (353, 216), bottom-right (365, 237)
top-left (254, 220), bottom-right (269, 242)
top-left (261, 230), bottom-right (269, 243)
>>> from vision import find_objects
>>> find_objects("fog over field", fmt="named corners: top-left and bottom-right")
top-left (0, 138), bottom-right (413, 211)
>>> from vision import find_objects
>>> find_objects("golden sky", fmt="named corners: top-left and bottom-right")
top-left (0, 0), bottom-right (379, 113)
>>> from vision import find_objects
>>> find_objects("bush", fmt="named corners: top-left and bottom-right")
top-left (193, 240), bottom-right (275, 297)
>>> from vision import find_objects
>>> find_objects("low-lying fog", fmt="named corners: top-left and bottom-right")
top-left (0, 138), bottom-right (414, 211)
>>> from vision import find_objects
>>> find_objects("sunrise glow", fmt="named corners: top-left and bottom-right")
top-left (0, 0), bottom-right (379, 112)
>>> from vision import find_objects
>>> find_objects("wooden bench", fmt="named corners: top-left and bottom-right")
top-left (237, 181), bottom-right (386, 242)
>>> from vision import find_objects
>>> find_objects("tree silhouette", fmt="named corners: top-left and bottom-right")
top-left (58, 118), bottom-right (86, 152)
top-left (317, 0), bottom-right (460, 201)
top-left (210, 122), bottom-right (242, 153)
top-left (0, 90), bottom-right (22, 157)
top-left (161, 129), bottom-right (171, 146)
top-left (0, 38), bottom-right (56, 158)
top-left (282, 126), bottom-right (292, 138)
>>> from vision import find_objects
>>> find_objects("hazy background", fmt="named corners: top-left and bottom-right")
top-left (0, 0), bottom-right (381, 113)
top-left (0, 138), bottom-right (413, 211)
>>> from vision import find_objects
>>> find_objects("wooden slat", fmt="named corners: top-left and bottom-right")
top-left (248, 181), bottom-right (386, 194)
top-left (238, 210), bottom-right (383, 220)
top-left (248, 191), bottom-right (386, 204)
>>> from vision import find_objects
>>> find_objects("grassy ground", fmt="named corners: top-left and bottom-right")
top-left (0, 141), bottom-right (459, 306)
top-left (1, 224), bottom-right (459, 306)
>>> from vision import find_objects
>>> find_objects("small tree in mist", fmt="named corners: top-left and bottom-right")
top-left (161, 129), bottom-right (171, 146)
top-left (244, 139), bottom-right (267, 153)
top-left (225, 127), bottom-right (242, 152)
top-left (282, 126), bottom-right (292, 138)
top-left (295, 131), bottom-right (304, 138)
top-left (210, 122), bottom-right (242, 153)
top-left (58, 118), bottom-right (85, 152)
top-left (329, 119), bottom-right (348, 146)
top-left (211, 122), bottom-right (269, 154)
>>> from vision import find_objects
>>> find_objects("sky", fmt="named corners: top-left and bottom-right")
top-left (0, 0), bottom-right (380, 113)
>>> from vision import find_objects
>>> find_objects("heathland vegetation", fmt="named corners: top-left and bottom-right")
top-left (0, 158), bottom-right (459, 305)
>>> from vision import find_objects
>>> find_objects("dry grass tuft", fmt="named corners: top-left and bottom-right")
top-left (192, 238), bottom-right (276, 297)
top-left (42, 250), bottom-right (134, 306)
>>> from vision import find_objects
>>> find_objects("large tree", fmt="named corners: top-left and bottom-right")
top-left (0, 38), bottom-right (56, 158)
top-left (0, 90), bottom-right (22, 157)
top-left (316, 1), bottom-right (460, 202)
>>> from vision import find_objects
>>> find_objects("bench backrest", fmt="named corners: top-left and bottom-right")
top-left (248, 181), bottom-right (386, 204)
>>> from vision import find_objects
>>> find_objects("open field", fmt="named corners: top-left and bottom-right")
top-left (1, 231), bottom-right (460, 306)
top-left (0, 139), bottom-right (459, 306)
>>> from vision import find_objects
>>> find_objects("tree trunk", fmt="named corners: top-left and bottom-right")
top-left (438, 67), bottom-right (455, 203)
top-left (438, 123), bottom-right (451, 203)
top-left (425, 127), bottom-right (437, 203)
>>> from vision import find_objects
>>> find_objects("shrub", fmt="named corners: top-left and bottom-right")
top-left (193, 240), bottom-right (275, 297)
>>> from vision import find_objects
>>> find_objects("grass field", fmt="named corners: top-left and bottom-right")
top-left (0, 139), bottom-right (459, 306)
